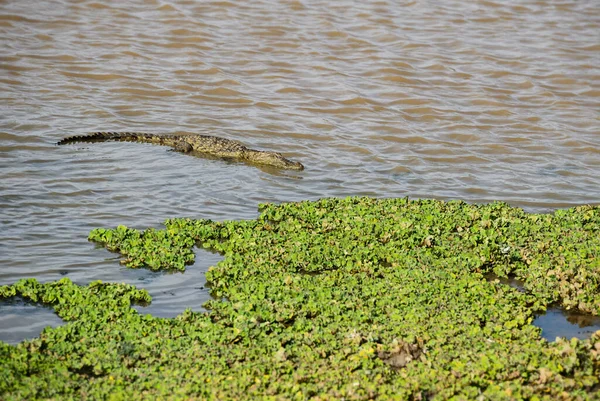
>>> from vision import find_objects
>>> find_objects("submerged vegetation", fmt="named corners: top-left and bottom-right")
top-left (1, 197), bottom-right (599, 399)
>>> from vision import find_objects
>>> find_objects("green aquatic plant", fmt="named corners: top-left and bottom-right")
top-left (1, 197), bottom-right (599, 399)
top-left (88, 225), bottom-right (196, 271)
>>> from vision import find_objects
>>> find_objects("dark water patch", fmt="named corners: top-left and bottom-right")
top-left (485, 272), bottom-right (600, 340)
top-left (129, 247), bottom-right (223, 318)
top-left (0, 297), bottom-right (65, 345)
top-left (483, 272), bottom-right (526, 292)
top-left (534, 306), bottom-right (600, 342)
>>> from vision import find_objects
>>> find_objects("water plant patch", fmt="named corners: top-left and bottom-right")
top-left (1, 197), bottom-right (599, 399)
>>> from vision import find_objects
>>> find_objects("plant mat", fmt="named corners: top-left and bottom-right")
top-left (1, 197), bottom-right (599, 400)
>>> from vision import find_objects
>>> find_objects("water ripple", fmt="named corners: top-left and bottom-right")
top-left (1, 0), bottom-right (599, 340)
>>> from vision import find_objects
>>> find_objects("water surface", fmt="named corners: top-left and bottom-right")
top-left (1, 0), bottom-right (599, 341)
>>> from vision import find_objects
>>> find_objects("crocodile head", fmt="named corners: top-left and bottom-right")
top-left (248, 150), bottom-right (304, 170)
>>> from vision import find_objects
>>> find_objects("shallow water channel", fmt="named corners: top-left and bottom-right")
top-left (1, 0), bottom-right (599, 343)
top-left (0, 248), bottom-right (223, 345)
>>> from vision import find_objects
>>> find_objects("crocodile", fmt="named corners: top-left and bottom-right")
top-left (57, 131), bottom-right (304, 170)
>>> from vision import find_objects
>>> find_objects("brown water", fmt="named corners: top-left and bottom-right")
top-left (1, 0), bottom-right (599, 342)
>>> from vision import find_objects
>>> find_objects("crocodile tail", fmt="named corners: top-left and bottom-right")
top-left (56, 132), bottom-right (156, 145)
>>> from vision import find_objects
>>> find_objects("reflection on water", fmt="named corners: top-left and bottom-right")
top-left (485, 273), bottom-right (600, 341)
top-left (535, 307), bottom-right (600, 342)
top-left (1, 0), bottom-right (599, 342)
top-left (483, 272), bottom-right (526, 292)
top-left (0, 298), bottom-right (64, 345)
top-left (127, 247), bottom-right (223, 318)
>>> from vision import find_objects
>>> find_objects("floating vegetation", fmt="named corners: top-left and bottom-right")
top-left (1, 197), bottom-right (599, 399)
top-left (485, 273), bottom-right (600, 340)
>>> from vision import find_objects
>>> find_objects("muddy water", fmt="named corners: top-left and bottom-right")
top-left (1, 1), bottom-right (599, 342)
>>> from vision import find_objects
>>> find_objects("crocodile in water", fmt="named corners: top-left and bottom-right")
top-left (57, 132), bottom-right (304, 170)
